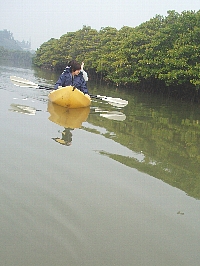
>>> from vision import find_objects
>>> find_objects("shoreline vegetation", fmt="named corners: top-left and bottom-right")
top-left (0, 30), bottom-right (34, 67)
top-left (33, 10), bottom-right (200, 101)
top-left (1, 10), bottom-right (200, 101)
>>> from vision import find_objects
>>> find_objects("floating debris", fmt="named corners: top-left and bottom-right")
top-left (177, 211), bottom-right (184, 215)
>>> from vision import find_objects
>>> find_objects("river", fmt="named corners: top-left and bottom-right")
top-left (0, 63), bottom-right (200, 266)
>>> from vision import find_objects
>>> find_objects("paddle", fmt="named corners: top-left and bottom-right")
top-left (10, 76), bottom-right (54, 90)
top-left (10, 76), bottom-right (128, 107)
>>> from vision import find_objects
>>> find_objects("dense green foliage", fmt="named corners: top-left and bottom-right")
top-left (33, 10), bottom-right (200, 90)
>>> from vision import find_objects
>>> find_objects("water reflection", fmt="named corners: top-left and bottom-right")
top-left (100, 111), bottom-right (126, 121)
top-left (52, 128), bottom-right (73, 146)
top-left (47, 101), bottom-right (90, 146)
top-left (9, 103), bottom-right (37, 115)
top-left (85, 88), bottom-right (200, 200)
top-left (32, 69), bottom-right (200, 200)
top-left (47, 101), bottom-right (90, 128)
top-left (91, 107), bottom-right (126, 121)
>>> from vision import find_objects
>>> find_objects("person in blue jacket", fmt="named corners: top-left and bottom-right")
top-left (54, 60), bottom-right (89, 94)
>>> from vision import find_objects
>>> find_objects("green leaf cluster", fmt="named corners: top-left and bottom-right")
top-left (33, 10), bottom-right (200, 89)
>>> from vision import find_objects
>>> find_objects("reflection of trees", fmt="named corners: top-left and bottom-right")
top-left (86, 98), bottom-right (200, 199)
top-left (98, 152), bottom-right (200, 200)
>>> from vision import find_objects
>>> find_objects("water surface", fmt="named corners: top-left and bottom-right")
top-left (0, 64), bottom-right (200, 266)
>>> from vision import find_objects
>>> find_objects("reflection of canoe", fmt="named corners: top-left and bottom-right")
top-left (48, 86), bottom-right (91, 108)
top-left (47, 101), bottom-right (90, 128)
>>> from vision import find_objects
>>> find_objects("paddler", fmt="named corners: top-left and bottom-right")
top-left (54, 60), bottom-right (89, 94)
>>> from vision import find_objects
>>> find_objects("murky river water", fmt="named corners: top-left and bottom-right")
top-left (0, 63), bottom-right (200, 266)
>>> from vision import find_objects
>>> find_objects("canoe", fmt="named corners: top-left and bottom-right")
top-left (48, 86), bottom-right (91, 108)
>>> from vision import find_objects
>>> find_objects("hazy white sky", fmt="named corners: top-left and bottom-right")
top-left (0, 0), bottom-right (199, 50)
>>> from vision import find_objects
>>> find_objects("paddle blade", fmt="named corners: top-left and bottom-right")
top-left (97, 95), bottom-right (128, 107)
top-left (10, 76), bottom-right (39, 88)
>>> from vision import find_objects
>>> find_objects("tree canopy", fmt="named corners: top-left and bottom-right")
top-left (33, 10), bottom-right (200, 90)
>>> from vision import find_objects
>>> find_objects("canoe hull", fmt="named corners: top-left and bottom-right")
top-left (48, 86), bottom-right (91, 108)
